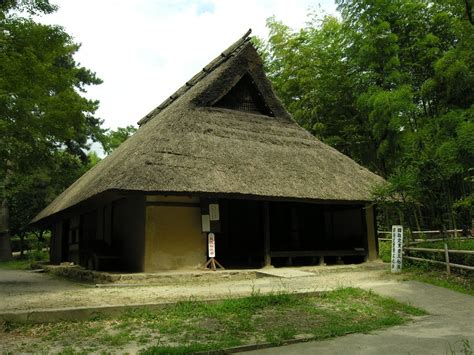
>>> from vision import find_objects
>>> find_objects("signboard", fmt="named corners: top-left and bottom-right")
top-left (209, 204), bottom-right (220, 221)
top-left (391, 225), bottom-right (403, 273)
top-left (208, 233), bottom-right (216, 258)
top-left (201, 215), bottom-right (210, 232)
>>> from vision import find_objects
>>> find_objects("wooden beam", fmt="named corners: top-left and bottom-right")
top-left (263, 201), bottom-right (271, 267)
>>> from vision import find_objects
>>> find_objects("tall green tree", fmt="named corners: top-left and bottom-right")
top-left (0, 0), bottom-right (105, 260)
top-left (260, 0), bottom-right (473, 232)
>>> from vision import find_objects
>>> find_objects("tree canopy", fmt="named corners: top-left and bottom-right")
top-left (258, 0), bottom-right (473, 232)
top-left (0, 0), bottom-right (107, 259)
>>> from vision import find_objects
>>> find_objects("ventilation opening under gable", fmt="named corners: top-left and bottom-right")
top-left (213, 74), bottom-right (274, 116)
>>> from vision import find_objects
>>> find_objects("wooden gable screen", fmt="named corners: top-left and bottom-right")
top-left (214, 74), bottom-right (274, 116)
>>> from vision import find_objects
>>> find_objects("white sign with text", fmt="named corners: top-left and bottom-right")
top-left (208, 233), bottom-right (216, 258)
top-left (209, 204), bottom-right (220, 221)
top-left (391, 225), bottom-right (403, 273)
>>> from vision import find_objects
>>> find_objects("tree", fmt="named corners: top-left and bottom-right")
top-left (102, 125), bottom-right (137, 154)
top-left (0, 1), bottom-right (105, 260)
top-left (260, 0), bottom-right (473, 231)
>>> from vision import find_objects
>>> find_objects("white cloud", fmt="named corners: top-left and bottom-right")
top-left (39, 0), bottom-right (338, 132)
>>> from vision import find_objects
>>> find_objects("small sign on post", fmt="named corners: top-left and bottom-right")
top-left (203, 232), bottom-right (224, 271)
top-left (208, 233), bottom-right (216, 258)
top-left (391, 225), bottom-right (403, 273)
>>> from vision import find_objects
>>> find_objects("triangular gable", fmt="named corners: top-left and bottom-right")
top-left (138, 30), bottom-right (252, 126)
top-left (213, 73), bottom-right (274, 116)
top-left (139, 30), bottom-right (292, 126)
top-left (192, 42), bottom-right (292, 121)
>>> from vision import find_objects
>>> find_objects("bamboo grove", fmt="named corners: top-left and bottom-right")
top-left (256, 0), bottom-right (473, 233)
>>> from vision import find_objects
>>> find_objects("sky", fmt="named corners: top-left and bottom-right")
top-left (39, 0), bottom-right (338, 135)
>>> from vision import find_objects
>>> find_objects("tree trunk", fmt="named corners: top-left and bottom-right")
top-left (465, 0), bottom-right (473, 25)
top-left (0, 198), bottom-right (13, 261)
top-left (413, 205), bottom-right (421, 233)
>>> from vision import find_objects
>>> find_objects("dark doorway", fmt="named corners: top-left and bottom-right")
top-left (218, 199), bottom-right (264, 268)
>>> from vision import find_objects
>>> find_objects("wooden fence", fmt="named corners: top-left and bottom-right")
top-left (377, 229), bottom-right (465, 242)
top-left (378, 229), bottom-right (473, 274)
top-left (404, 243), bottom-right (474, 274)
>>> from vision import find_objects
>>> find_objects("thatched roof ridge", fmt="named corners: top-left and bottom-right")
top-left (138, 29), bottom-right (252, 126)
top-left (31, 32), bottom-right (385, 224)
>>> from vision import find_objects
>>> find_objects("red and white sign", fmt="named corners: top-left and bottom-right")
top-left (208, 233), bottom-right (216, 258)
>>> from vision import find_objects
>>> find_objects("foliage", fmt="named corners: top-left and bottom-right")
top-left (102, 125), bottom-right (137, 154)
top-left (0, 288), bottom-right (425, 353)
top-left (0, 249), bottom-right (49, 270)
top-left (378, 240), bottom-right (392, 263)
top-left (0, 1), bottom-right (135, 256)
top-left (407, 239), bottom-right (474, 267)
top-left (258, 0), bottom-right (474, 231)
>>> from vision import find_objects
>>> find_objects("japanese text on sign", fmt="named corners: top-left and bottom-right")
top-left (208, 233), bottom-right (216, 258)
top-left (209, 204), bottom-right (220, 221)
top-left (391, 225), bottom-right (403, 273)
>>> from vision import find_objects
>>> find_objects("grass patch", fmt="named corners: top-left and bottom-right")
top-left (400, 264), bottom-right (474, 296)
top-left (0, 250), bottom-right (49, 270)
top-left (379, 238), bottom-right (473, 296)
top-left (398, 239), bottom-right (474, 296)
top-left (0, 288), bottom-right (426, 354)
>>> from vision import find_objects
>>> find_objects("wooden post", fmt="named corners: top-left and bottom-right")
top-left (365, 205), bottom-right (377, 261)
top-left (263, 201), bottom-right (271, 267)
top-left (444, 242), bottom-right (451, 275)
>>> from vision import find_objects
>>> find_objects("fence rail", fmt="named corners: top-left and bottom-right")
top-left (404, 247), bottom-right (474, 255)
top-left (378, 229), bottom-right (471, 243)
top-left (403, 242), bottom-right (474, 274)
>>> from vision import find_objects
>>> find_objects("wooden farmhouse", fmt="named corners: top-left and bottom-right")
top-left (31, 31), bottom-right (385, 272)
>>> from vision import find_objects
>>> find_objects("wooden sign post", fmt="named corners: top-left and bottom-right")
top-left (204, 233), bottom-right (224, 271)
top-left (391, 225), bottom-right (403, 273)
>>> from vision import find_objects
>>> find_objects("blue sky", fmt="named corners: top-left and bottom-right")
top-left (39, 0), bottom-right (338, 145)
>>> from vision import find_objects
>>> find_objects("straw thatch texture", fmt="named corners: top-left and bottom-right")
top-left (32, 36), bottom-right (384, 224)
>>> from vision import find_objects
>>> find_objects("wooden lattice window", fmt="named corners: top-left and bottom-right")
top-left (214, 74), bottom-right (273, 116)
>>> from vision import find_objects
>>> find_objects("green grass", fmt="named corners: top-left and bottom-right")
top-left (401, 264), bottom-right (474, 296)
top-left (0, 288), bottom-right (426, 354)
top-left (379, 238), bottom-right (473, 296)
top-left (0, 250), bottom-right (49, 270)
top-left (400, 239), bottom-right (473, 296)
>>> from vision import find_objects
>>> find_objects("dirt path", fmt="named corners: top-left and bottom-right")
top-left (0, 264), bottom-right (395, 312)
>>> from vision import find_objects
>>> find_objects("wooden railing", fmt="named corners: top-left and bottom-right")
top-left (378, 229), bottom-right (466, 242)
top-left (404, 243), bottom-right (474, 274)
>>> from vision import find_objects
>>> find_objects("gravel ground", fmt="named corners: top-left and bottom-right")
top-left (0, 263), bottom-right (395, 312)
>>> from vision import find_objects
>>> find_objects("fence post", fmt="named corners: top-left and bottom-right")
top-left (444, 243), bottom-right (451, 275)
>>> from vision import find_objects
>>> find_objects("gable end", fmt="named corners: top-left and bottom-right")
top-left (213, 73), bottom-right (274, 116)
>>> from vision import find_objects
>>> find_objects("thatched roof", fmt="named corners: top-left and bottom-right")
top-left (32, 30), bottom-right (384, 224)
